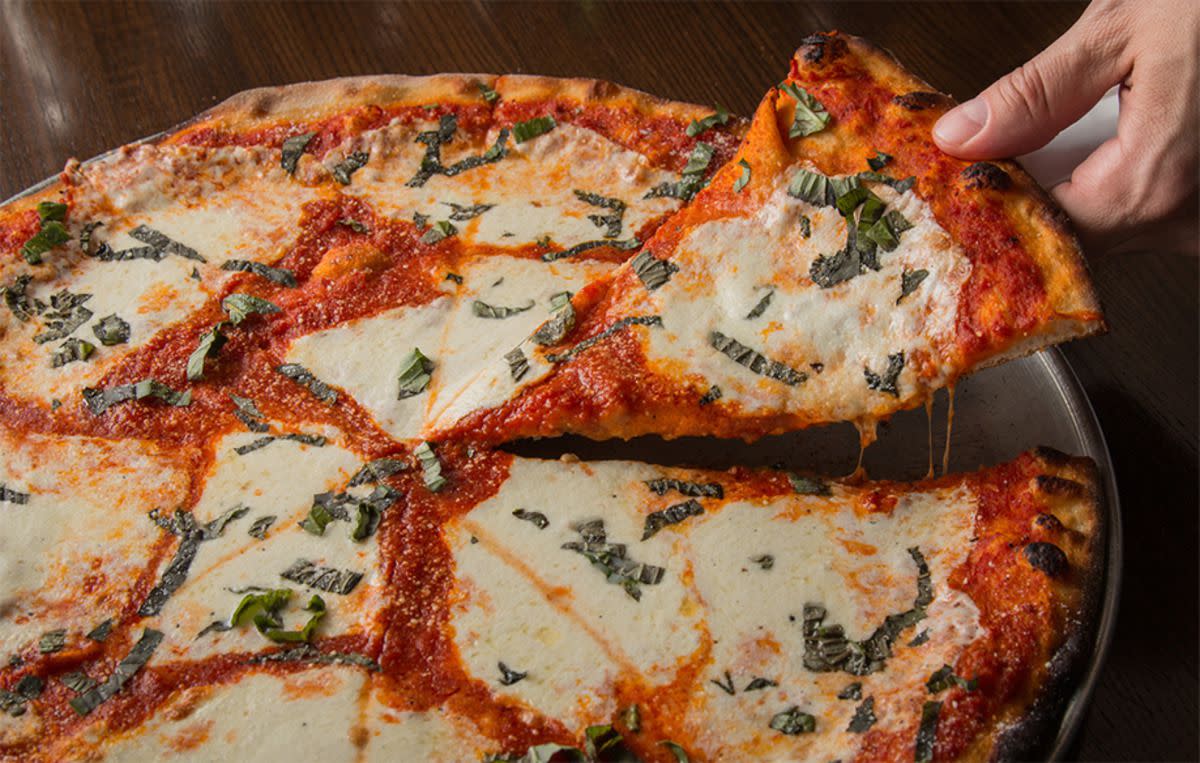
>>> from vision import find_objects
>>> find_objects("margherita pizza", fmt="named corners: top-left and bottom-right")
top-left (0, 33), bottom-right (1104, 763)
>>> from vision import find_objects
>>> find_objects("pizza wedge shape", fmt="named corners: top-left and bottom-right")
top-left (430, 32), bottom-right (1104, 444)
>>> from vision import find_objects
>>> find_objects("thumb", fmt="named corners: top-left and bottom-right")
top-left (933, 10), bottom-right (1129, 159)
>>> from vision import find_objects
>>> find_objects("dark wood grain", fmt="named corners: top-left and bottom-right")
top-left (1, 2), bottom-right (1196, 760)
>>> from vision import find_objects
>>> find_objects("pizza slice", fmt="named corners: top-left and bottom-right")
top-left (429, 32), bottom-right (1104, 445)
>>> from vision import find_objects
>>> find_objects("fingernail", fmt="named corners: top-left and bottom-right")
top-left (934, 98), bottom-right (988, 147)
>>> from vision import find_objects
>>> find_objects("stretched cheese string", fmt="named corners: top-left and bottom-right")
top-left (942, 384), bottom-right (956, 476)
top-left (924, 396), bottom-right (936, 480)
top-left (851, 418), bottom-right (878, 482)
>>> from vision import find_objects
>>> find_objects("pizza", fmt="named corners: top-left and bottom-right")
top-left (0, 33), bottom-right (1104, 763)
top-left (431, 32), bottom-right (1104, 445)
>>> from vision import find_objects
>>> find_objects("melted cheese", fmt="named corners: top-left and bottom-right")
top-left (340, 120), bottom-right (681, 247)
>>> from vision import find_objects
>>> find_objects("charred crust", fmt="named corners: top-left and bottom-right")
top-left (1034, 512), bottom-right (1066, 532)
top-left (892, 91), bottom-right (947, 111)
top-left (1024, 542), bottom-right (1069, 577)
top-left (1035, 475), bottom-right (1086, 498)
top-left (798, 32), bottom-right (848, 63)
top-left (1033, 445), bottom-right (1072, 466)
top-left (962, 161), bottom-right (1013, 191)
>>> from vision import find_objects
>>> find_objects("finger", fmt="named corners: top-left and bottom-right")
top-left (934, 3), bottom-right (1131, 159)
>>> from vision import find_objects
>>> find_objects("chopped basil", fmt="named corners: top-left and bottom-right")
top-left (915, 701), bottom-right (942, 763)
top-left (574, 190), bottom-right (627, 238)
top-left (187, 323), bottom-right (227, 381)
top-left (477, 82), bottom-right (499, 104)
top-left (769, 706), bottom-right (816, 735)
top-left (337, 217), bottom-right (370, 234)
top-left (82, 378), bottom-right (192, 415)
top-left (248, 515), bottom-right (276, 539)
top-left (660, 741), bottom-right (690, 762)
top-left (300, 500), bottom-right (336, 535)
top-left (59, 671), bottom-right (97, 694)
top-left (235, 433), bottom-right (326, 456)
top-left (406, 115), bottom-right (510, 188)
top-left (788, 473), bottom-right (831, 496)
top-left (442, 202), bottom-right (494, 222)
top-left (90, 242), bottom-right (162, 262)
top-left (750, 554), bottom-right (774, 571)
top-left (397, 347), bottom-right (434, 399)
top-left (512, 508), bottom-right (549, 530)
top-left (687, 105), bottom-right (730, 137)
top-left (32, 290), bottom-right (93, 344)
top-left (898, 267), bottom-right (929, 304)
top-left (280, 558), bottom-right (363, 595)
top-left (788, 169), bottom-right (831, 206)
top-left (331, 151), bottom-right (369, 185)
top-left (631, 250), bottom-right (679, 291)
top-left (709, 331), bottom-right (807, 386)
top-left (867, 150), bottom-right (892, 171)
top-left (745, 676), bottom-right (778, 691)
top-left (130, 225), bottom-right (204, 262)
top-left (699, 385), bottom-right (722, 405)
top-left (420, 220), bottom-right (458, 245)
top-left (644, 478), bottom-right (723, 499)
top-left (1, 274), bottom-right (35, 322)
top-left (222, 293), bottom-right (280, 325)
top-left (512, 115), bottom-right (556, 143)
top-left (622, 703), bottom-right (641, 733)
top-left (838, 682), bottom-right (862, 700)
top-left (847, 696), bottom-right (877, 733)
top-left (221, 259), bottom-right (298, 287)
top-left (348, 458), bottom-right (408, 486)
top-left (540, 237), bottom-right (640, 263)
top-left (864, 352), bottom-right (905, 397)
top-left (857, 170), bottom-right (916, 194)
top-left (641, 499), bottom-right (704, 540)
top-left (779, 82), bottom-right (830, 137)
top-left (745, 289), bottom-right (774, 319)
top-left (85, 619), bottom-right (112, 642)
top-left (908, 629), bottom-right (931, 647)
top-left (139, 507), bottom-right (246, 616)
top-left (862, 209), bottom-right (913, 252)
top-left (645, 142), bottom-right (714, 202)
top-left (0, 485), bottom-right (30, 504)
top-left (78, 220), bottom-right (102, 255)
top-left (92, 314), bottom-right (130, 346)
top-left (276, 363), bottom-right (338, 404)
top-left (281, 132), bottom-right (316, 174)
top-left (229, 393), bottom-right (268, 432)
top-left (531, 292), bottom-right (575, 346)
top-left (545, 315), bottom-right (662, 364)
top-left (261, 595), bottom-right (326, 643)
top-left (444, 271), bottom-right (463, 284)
top-left (301, 485), bottom-right (396, 541)
top-left (473, 299), bottom-right (535, 319)
top-left (14, 675), bottom-right (43, 700)
top-left (584, 724), bottom-right (626, 759)
top-left (497, 661), bottom-right (527, 685)
top-left (51, 337), bottom-right (95, 368)
top-left (504, 346), bottom-right (530, 382)
top-left (414, 441), bottom-right (446, 492)
top-left (926, 664), bottom-right (977, 693)
top-left (799, 214), bottom-right (812, 238)
top-left (69, 628), bottom-right (163, 716)
top-left (733, 159), bottom-right (752, 192)
top-left (39, 629), bottom-right (67, 654)
top-left (21, 202), bottom-right (71, 264)
top-left (246, 643), bottom-right (380, 671)
top-left (562, 519), bottom-right (664, 601)
top-left (710, 670), bottom-right (736, 695)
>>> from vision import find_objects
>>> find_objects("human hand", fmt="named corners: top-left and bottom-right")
top-left (932, 0), bottom-right (1199, 252)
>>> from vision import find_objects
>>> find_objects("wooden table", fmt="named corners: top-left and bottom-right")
top-left (2, 2), bottom-right (1195, 759)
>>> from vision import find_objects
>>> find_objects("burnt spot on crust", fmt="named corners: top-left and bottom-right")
top-left (1033, 445), bottom-right (1072, 466)
top-left (962, 162), bottom-right (1013, 191)
top-left (892, 91), bottom-right (948, 111)
top-left (1035, 475), bottom-right (1086, 498)
top-left (1034, 512), bottom-right (1066, 532)
top-left (1024, 542), bottom-right (1069, 577)
top-left (798, 33), bottom-right (848, 63)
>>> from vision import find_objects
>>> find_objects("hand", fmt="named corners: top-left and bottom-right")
top-left (932, 0), bottom-right (1199, 253)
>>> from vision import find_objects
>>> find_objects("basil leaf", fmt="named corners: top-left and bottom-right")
top-left (744, 676), bottom-right (777, 691)
top-left (420, 220), bottom-right (458, 245)
top-left (21, 218), bottom-right (71, 264)
top-left (898, 268), bottom-right (929, 304)
top-left (699, 385), bottom-right (722, 405)
top-left (926, 664), bottom-right (977, 693)
top-left (262, 595), bottom-right (326, 643)
top-left (531, 292), bottom-right (575, 346)
top-left (539, 236), bottom-right (639, 263)
top-left (848, 696), bottom-right (877, 733)
top-left (545, 315), bottom-right (662, 364)
top-left (622, 703), bottom-right (641, 733)
top-left (769, 706), bottom-right (816, 735)
top-left (787, 169), bottom-right (831, 206)
top-left (82, 378), bottom-right (191, 415)
top-left (221, 259), bottom-right (298, 287)
top-left (779, 82), bottom-right (830, 137)
top-left (838, 682), bottom-right (862, 700)
top-left (788, 473), bottom-right (831, 496)
top-left (246, 643), bottom-right (380, 671)
top-left (798, 215), bottom-right (812, 238)
top-left (477, 82), bottom-right (499, 104)
top-left (51, 337), bottom-right (95, 368)
top-left (512, 115), bottom-right (556, 143)
top-left (709, 331), bottom-right (807, 386)
top-left (348, 458), bottom-right (408, 487)
top-left (37, 201), bottom-right (67, 222)
top-left (504, 346), bottom-right (529, 382)
top-left (631, 250), bottom-right (679, 291)
top-left (337, 218), bottom-right (370, 234)
top-left (407, 115), bottom-right (510, 187)
top-left (444, 202), bottom-right (494, 221)
top-left (644, 142), bottom-right (715, 202)
top-left (858, 170), bottom-right (916, 193)
top-left (908, 629), bottom-right (931, 647)
top-left (0, 485), bottom-right (30, 504)
top-left (710, 670), bottom-right (736, 695)
top-left (473, 299), bottom-right (535, 319)
top-left (281, 132), bottom-right (316, 175)
top-left (92, 314), bottom-right (130, 346)
top-left (85, 619), bottom-right (112, 642)
top-left (276, 363), bottom-right (338, 404)
top-left (248, 515), bottom-right (276, 539)
top-left (745, 289), bottom-right (774, 320)
top-left (749, 554), bottom-right (774, 571)
top-left (733, 159), bottom-right (752, 193)
top-left (512, 508), bottom-right (549, 530)
top-left (642, 499), bottom-right (704, 540)
top-left (229, 393), bottom-right (268, 432)
top-left (867, 150), bottom-right (892, 171)
top-left (231, 588), bottom-right (292, 628)
top-left (69, 628), bottom-right (163, 716)
top-left (39, 629), bottom-right (67, 653)
top-left (397, 347), bottom-right (434, 399)
top-left (497, 661), bottom-right (527, 685)
top-left (574, 190), bottom-right (627, 238)
top-left (32, 290), bottom-right (93, 344)
top-left (660, 741), bottom-right (690, 762)
top-left (300, 500), bottom-right (337, 536)
top-left (682, 141), bottom-right (716, 174)
top-left (280, 559), bottom-right (363, 595)
top-left (644, 478), bottom-right (723, 499)
top-left (864, 352), bottom-right (904, 397)
top-left (59, 671), bottom-right (97, 694)
top-left (129, 225), bottom-right (204, 262)
top-left (915, 701), bottom-right (942, 763)
top-left (1, 275), bottom-right (35, 322)
top-left (331, 151), bottom-right (369, 185)
top-left (561, 519), bottom-right (665, 601)
top-left (187, 323), bottom-right (227, 381)
top-left (686, 105), bottom-right (730, 137)
top-left (414, 441), bottom-right (446, 492)
top-left (222, 293), bottom-right (280, 325)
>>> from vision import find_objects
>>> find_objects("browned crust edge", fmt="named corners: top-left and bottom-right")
top-left (822, 32), bottom-right (1105, 334)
